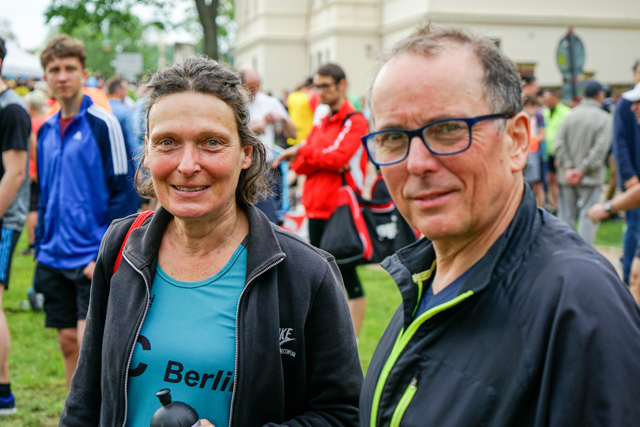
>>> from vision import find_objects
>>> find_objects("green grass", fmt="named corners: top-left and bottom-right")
top-left (593, 217), bottom-right (625, 248)
top-left (3, 233), bottom-right (66, 427)
top-left (0, 218), bottom-right (624, 424)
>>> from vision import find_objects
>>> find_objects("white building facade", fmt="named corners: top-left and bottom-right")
top-left (233, 0), bottom-right (640, 98)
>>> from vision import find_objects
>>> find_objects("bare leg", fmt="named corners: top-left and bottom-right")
top-left (629, 258), bottom-right (640, 308)
top-left (531, 182), bottom-right (545, 207)
top-left (348, 296), bottom-right (366, 339)
top-left (547, 172), bottom-right (560, 210)
top-left (58, 327), bottom-right (79, 389)
top-left (26, 212), bottom-right (38, 247)
top-left (0, 286), bottom-right (9, 384)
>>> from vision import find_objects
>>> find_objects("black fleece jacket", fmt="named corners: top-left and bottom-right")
top-left (59, 205), bottom-right (363, 427)
top-left (360, 186), bottom-right (640, 427)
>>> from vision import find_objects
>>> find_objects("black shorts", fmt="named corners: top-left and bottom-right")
top-left (0, 227), bottom-right (21, 290)
top-left (30, 181), bottom-right (40, 212)
top-left (547, 155), bottom-right (557, 174)
top-left (36, 263), bottom-right (92, 329)
top-left (308, 218), bottom-right (365, 299)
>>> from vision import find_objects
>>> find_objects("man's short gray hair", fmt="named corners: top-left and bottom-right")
top-left (368, 23), bottom-right (523, 130)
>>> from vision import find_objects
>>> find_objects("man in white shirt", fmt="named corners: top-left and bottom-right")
top-left (238, 66), bottom-right (296, 222)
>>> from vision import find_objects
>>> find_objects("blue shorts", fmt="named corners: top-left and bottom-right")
top-left (0, 227), bottom-right (21, 290)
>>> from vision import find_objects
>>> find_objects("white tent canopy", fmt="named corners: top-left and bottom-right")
top-left (1, 39), bottom-right (43, 79)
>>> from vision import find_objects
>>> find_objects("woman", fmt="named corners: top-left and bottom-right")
top-left (59, 57), bottom-right (362, 427)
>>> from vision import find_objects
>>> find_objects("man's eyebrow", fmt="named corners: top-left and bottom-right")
top-left (377, 114), bottom-right (460, 131)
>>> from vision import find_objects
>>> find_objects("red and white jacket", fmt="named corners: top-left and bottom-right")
top-left (291, 101), bottom-right (368, 219)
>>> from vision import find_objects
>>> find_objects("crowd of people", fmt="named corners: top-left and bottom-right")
top-left (0, 21), bottom-right (640, 426)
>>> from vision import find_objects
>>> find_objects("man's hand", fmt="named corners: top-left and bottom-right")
top-left (625, 176), bottom-right (639, 190)
top-left (565, 168), bottom-right (583, 186)
top-left (273, 144), bottom-right (302, 168)
top-left (83, 261), bottom-right (96, 280)
top-left (588, 204), bottom-right (610, 224)
top-left (200, 419), bottom-right (215, 426)
top-left (264, 112), bottom-right (285, 124)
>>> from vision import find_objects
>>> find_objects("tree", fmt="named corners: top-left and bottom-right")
top-left (45, 0), bottom-right (233, 61)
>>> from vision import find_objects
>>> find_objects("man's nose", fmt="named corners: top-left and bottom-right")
top-left (406, 136), bottom-right (439, 175)
top-left (177, 145), bottom-right (201, 175)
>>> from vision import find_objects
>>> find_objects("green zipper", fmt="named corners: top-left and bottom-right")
top-left (389, 377), bottom-right (418, 427)
top-left (411, 260), bottom-right (437, 317)
top-left (369, 290), bottom-right (474, 427)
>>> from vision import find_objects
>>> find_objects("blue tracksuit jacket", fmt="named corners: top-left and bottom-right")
top-left (35, 95), bottom-right (138, 270)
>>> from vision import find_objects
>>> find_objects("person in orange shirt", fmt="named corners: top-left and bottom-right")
top-left (45, 86), bottom-right (111, 117)
top-left (523, 95), bottom-right (546, 207)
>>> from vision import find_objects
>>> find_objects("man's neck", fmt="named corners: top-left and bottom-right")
top-left (329, 95), bottom-right (347, 113)
top-left (59, 91), bottom-right (84, 118)
top-left (430, 178), bottom-right (525, 294)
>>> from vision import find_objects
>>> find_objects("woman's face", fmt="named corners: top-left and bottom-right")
top-left (145, 92), bottom-right (252, 222)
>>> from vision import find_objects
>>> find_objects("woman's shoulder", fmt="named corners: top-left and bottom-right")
top-left (273, 226), bottom-right (333, 260)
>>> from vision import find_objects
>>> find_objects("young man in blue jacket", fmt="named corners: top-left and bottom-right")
top-left (34, 35), bottom-right (138, 388)
top-left (360, 23), bottom-right (640, 427)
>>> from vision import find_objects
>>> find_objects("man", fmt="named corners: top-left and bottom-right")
top-left (554, 80), bottom-right (612, 244)
top-left (359, 24), bottom-right (640, 426)
top-left (286, 77), bottom-right (317, 146)
top-left (589, 82), bottom-right (640, 307)
top-left (542, 88), bottom-right (571, 211)
top-left (238, 65), bottom-right (296, 223)
top-left (275, 63), bottom-right (369, 338)
top-left (107, 77), bottom-right (141, 212)
top-left (612, 59), bottom-right (640, 282)
top-left (0, 37), bottom-right (30, 416)
top-left (35, 35), bottom-right (138, 388)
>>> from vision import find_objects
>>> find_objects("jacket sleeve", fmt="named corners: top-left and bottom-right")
top-left (292, 115), bottom-right (367, 175)
top-left (579, 116), bottom-right (612, 174)
top-left (612, 100), bottom-right (638, 186)
top-left (553, 119), bottom-right (572, 168)
top-left (266, 259), bottom-right (363, 427)
top-left (59, 222), bottom-right (121, 427)
top-left (540, 260), bottom-right (640, 426)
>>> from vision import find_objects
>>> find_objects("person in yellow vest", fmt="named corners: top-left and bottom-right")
top-left (542, 88), bottom-right (571, 211)
top-left (286, 78), bottom-right (316, 146)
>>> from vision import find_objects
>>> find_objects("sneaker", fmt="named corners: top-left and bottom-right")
top-left (0, 393), bottom-right (16, 416)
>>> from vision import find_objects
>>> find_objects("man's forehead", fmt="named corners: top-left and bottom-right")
top-left (371, 49), bottom-right (487, 125)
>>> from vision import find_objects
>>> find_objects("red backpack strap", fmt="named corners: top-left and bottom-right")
top-left (113, 210), bottom-right (154, 274)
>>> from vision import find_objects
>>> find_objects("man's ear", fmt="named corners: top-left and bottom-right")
top-left (338, 78), bottom-right (347, 93)
top-left (506, 111), bottom-right (530, 173)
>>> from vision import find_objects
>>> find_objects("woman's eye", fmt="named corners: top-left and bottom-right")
top-left (160, 140), bottom-right (173, 147)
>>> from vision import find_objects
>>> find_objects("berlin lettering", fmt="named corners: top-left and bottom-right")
top-left (164, 361), bottom-right (234, 392)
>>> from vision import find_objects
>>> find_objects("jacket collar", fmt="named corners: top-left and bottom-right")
top-left (324, 100), bottom-right (356, 125)
top-left (122, 204), bottom-right (286, 283)
top-left (382, 184), bottom-right (541, 326)
top-left (45, 94), bottom-right (94, 129)
top-left (579, 98), bottom-right (603, 109)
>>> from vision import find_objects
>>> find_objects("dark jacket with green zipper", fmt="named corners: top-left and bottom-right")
top-left (59, 205), bottom-right (363, 427)
top-left (360, 186), bottom-right (640, 427)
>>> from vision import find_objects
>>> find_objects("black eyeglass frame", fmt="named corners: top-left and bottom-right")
top-left (361, 113), bottom-right (515, 167)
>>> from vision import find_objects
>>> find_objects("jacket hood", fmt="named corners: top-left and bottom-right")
top-left (122, 204), bottom-right (286, 283)
top-left (382, 184), bottom-right (541, 327)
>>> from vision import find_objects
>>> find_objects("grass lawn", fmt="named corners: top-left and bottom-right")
top-left (0, 217), bottom-right (624, 424)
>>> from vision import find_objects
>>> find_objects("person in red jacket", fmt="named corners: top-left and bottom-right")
top-left (275, 63), bottom-right (369, 337)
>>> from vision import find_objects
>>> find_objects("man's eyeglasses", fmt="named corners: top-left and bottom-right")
top-left (362, 113), bottom-right (514, 166)
top-left (313, 83), bottom-right (337, 91)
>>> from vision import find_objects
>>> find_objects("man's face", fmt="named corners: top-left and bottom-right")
top-left (313, 74), bottom-right (342, 107)
top-left (44, 56), bottom-right (86, 103)
top-left (244, 74), bottom-right (260, 99)
top-left (631, 101), bottom-right (640, 125)
top-left (371, 49), bottom-right (525, 242)
top-left (523, 81), bottom-right (539, 96)
top-left (543, 91), bottom-right (558, 109)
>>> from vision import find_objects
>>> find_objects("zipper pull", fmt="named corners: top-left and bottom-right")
top-left (409, 377), bottom-right (417, 389)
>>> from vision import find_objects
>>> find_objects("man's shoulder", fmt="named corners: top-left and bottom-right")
top-left (0, 88), bottom-right (27, 111)
top-left (85, 104), bottom-right (123, 138)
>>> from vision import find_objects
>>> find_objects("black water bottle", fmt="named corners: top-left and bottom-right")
top-left (150, 388), bottom-right (201, 427)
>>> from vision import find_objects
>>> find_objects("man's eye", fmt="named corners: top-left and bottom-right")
top-left (160, 140), bottom-right (173, 147)
top-left (206, 140), bottom-right (220, 147)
